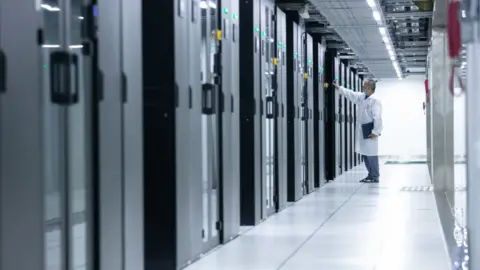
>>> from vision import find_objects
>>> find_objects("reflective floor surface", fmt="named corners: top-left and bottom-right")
top-left (184, 163), bottom-right (451, 270)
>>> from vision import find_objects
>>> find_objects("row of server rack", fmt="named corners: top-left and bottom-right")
top-left (0, 0), bottom-right (365, 270)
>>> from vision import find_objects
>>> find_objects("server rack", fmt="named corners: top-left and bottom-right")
top-left (295, 23), bottom-right (307, 196)
top-left (275, 8), bottom-right (289, 211)
top-left (355, 74), bottom-right (361, 165)
top-left (1, 1), bottom-right (51, 269)
top-left (239, 0), bottom-right (262, 225)
top-left (286, 18), bottom-right (304, 201)
top-left (333, 57), bottom-right (341, 177)
top-left (286, 14), bottom-right (302, 202)
top-left (313, 42), bottom-right (326, 187)
top-left (305, 34), bottom-right (315, 193)
top-left (97, 0), bottom-right (144, 269)
top-left (349, 70), bottom-right (355, 169)
top-left (258, 0), bottom-right (277, 219)
top-left (324, 52), bottom-right (337, 181)
top-left (220, 0), bottom-right (241, 243)
top-left (343, 65), bottom-right (350, 172)
top-left (144, 0), bottom-right (240, 268)
top-left (339, 62), bottom-right (347, 175)
top-left (356, 75), bottom-right (363, 165)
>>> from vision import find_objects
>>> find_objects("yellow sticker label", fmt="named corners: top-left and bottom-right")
top-left (324, 83), bottom-right (329, 88)
top-left (304, 73), bottom-right (308, 79)
top-left (272, 58), bottom-right (278, 65)
top-left (216, 30), bottom-right (222, 40)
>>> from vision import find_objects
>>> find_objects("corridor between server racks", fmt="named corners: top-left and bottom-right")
top-left (184, 163), bottom-right (450, 270)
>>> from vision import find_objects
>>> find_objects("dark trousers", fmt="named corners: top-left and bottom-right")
top-left (363, 155), bottom-right (380, 180)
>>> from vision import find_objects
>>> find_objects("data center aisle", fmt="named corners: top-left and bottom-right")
top-left (184, 163), bottom-right (450, 270)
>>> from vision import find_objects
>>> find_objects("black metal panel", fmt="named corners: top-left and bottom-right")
top-left (324, 51), bottom-right (337, 181)
top-left (141, 0), bottom-right (177, 269)
top-left (285, 15), bottom-right (299, 201)
top-left (313, 41), bottom-right (320, 188)
top-left (239, 0), bottom-right (262, 225)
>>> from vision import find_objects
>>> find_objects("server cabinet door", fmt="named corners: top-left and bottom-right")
top-left (0, 1), bottom-right (45, 269)
top-left (188, 0), bottom-right (204, 257)
top-left (298, 26), bottom-right (307, 195)
top-left (333, 58), bottom-right (340, 177)
top-left (199, 1), bottom-right (221, 252)
top-left (318, 47), bottom-right (326, 185)
top-left (292, 24), bottom-right (302, 199)
top-left (221, 0), bottom-right (241, 243)
top-left (260, 0), bottom-right (276, 218)
top-left (306, 36), bottom-right (314, 193)
top-left (275, 8), bottom-right (286, 211)
top-left (97, 0), bottom-right (125, 268)
top-left (41, 0), bottom-right (94, 269)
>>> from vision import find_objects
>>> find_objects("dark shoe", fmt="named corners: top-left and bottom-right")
top-left (370, 179), bottom-right (379, 183)
top-left (359, 178), bottom-right (371, 183)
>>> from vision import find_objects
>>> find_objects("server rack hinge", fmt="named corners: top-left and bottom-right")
top-left (121, 72), bottom-right (128, 103)
top-left (188, 86), bottom-right (193, 109)
top-left (97, 68), bottom-right (104, 102)
top-left (0, 50), bottom-right (6, 93)
top-left (81, 42), bottom-right (91, 56)
top-left (231, 95), bottom-right (234, 113)
top-left (37, 29), bottom-right (44, 45)
top-left (215, 221), bottom-right (223, 231)
top-left (175, 83), bottom-right (179, 107)
top-left (219, 90), bottom-right (225, 112)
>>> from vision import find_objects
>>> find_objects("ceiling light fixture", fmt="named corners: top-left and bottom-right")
top-left (366, 0), bottom-right (401, 78)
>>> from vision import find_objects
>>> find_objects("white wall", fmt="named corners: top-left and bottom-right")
top-left (374, 75), bottom-right (466, 157)
top-left (453, 90), bottom-right (466, 157)
top-left (375, 75), bottom-right (427, 156)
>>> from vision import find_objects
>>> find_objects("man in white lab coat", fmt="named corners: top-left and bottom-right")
top-left (333, 79), bottom-right (383, 183)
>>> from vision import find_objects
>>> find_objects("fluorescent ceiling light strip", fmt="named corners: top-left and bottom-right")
top-left (373, 11), bottom-right (381, 23)
top-left (42, 44), bottom-right (83, 48)
top-left (367, 0), bottom-right (376, 8)
top-left (41, 4), bottom-right (60, 11)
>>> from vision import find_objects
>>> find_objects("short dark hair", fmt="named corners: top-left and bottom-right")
top-left (365, 79), bottom-right (377, 92)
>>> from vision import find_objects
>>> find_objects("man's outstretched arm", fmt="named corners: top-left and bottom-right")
top-left (333, 82), bottom-right (364, 104)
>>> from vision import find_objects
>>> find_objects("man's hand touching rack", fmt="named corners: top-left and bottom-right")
top-left (332, 81), bottom-right (341, 89)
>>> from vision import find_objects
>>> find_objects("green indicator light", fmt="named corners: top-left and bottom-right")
top-left (261, 31), bottom-right (265, 37)
top-left (278, 41), bottom-right (282, 45)
top-left (282, 44), bottom-right (286, 49)
top-left (254, 27), bottom-right (259, 32)
top-left (232, 14), bottom-right (238, 19)
top-left (43, 64), bottom-right (48, 68)
top-left (294, 52), bottom-right (297, 56)
top-left (223, 8), bottom-right (229, 14)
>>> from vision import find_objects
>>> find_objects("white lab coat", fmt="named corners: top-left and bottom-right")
top-left (338, 86), bottom-right (383, 156)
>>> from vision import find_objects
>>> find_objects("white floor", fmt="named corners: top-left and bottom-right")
top-left (184, 163), bottom-right (451, 270)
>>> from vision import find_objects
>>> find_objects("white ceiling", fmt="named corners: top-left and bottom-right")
top-left (310, 0), bottom-right (399, 78)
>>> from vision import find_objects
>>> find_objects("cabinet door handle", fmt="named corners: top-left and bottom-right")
top-left (0, 49), bottom-right (6, 93)
top-left (50, 51), bottom-right (79, 105)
